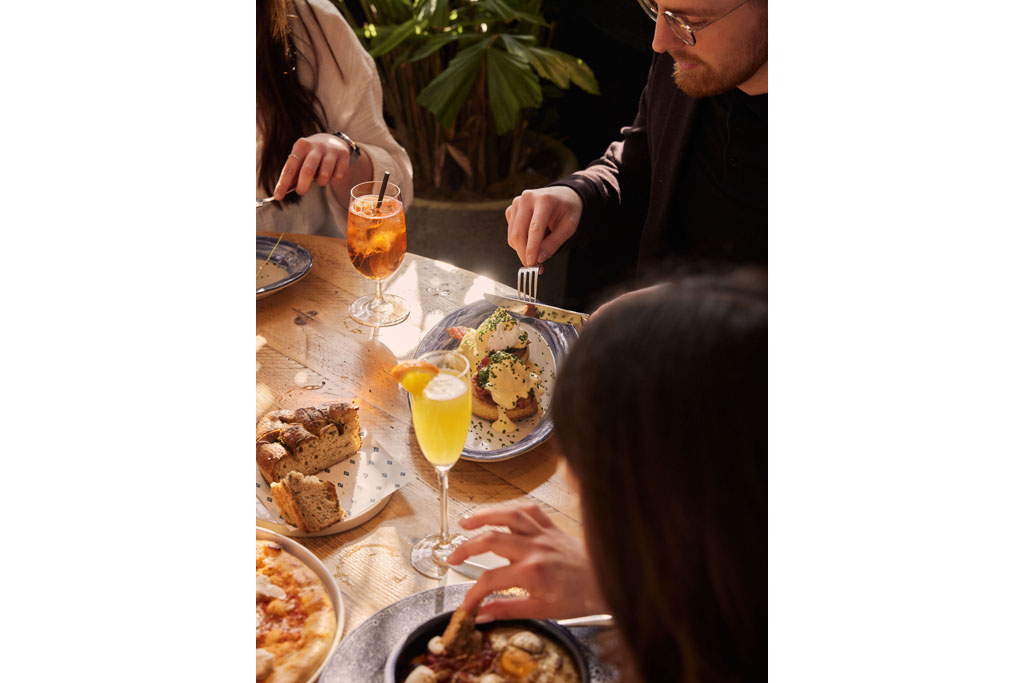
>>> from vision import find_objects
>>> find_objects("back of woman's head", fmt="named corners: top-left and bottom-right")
top-left (552, 270), bottom-right (767, 683)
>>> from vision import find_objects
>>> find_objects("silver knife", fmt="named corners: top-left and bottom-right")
top-left (482, 293), bottom-right (589, 326)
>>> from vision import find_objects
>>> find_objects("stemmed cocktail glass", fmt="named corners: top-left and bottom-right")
top-left (346, 180), bottom-right (408, 327)
top-left (393, 350), bottom-right (472, 578)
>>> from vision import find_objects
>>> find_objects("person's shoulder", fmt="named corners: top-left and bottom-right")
top-left (304, 0), bottom-right (342, 18)
top-left (296, 0), bottom-right (362, 49)
top-left (302, 0), bottom-right (353, 30)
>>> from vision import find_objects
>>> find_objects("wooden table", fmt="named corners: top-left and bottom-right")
top-left (256, 232), bottom-right (582, 638)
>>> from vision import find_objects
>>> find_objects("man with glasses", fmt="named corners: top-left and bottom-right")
top-left (505, 0), bottom-right (767, 310)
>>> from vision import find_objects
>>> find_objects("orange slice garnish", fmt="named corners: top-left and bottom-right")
top-left (390, 360), bottom-right (439, 395)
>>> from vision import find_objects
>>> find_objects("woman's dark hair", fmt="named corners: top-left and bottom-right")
top-left (552, 270), bottom-right (767, 683)
top-left (256, 0), bottom-right (331, 204)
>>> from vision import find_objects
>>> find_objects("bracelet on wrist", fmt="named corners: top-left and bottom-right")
top-left (331, 131), bottom-right (361, 166)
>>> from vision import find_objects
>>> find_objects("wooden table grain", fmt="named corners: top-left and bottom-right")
top-left (256, 232), bottom-right (582, 638)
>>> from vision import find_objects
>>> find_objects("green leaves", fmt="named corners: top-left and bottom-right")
top-left (417, 38), bottom-right (490, 129)
top-left (337, 0), bottom-right (599, 189)
top-left (366, 17), bottom-right (420, 57)
top-left (526, 47), bottom-right (600, 95)
top-left (414, 28), bottom-right (598, 133)
top-left (486, 47), bottom-right (541, 134)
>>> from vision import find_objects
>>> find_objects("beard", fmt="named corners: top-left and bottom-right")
top-left (670, 17), bottom-right (768, 97)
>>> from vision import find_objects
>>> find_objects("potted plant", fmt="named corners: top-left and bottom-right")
top-left (334, 0), bottom-right (599, 201)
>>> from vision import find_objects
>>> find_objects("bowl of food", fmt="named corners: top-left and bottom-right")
top-left (384, 608), bottom-right (589, 683)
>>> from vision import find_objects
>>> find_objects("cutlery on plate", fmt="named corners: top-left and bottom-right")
top-left (555, 614), bottom-right (615, 628)
top-left (482, 292), bottom-right (589, 327)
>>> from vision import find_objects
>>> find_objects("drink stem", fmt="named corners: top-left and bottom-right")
top-left (374, 278), bottom-right (385, 306)
top-left (437, 465), bottom-right (451, 546)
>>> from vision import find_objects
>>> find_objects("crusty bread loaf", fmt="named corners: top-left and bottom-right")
top-left (270, 471), bottom-right (344, 533)
top-left (257, 402), bottom-right (361, 483)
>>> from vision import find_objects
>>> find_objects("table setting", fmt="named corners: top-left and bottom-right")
top-left (256, 179), bottom-right (602, 682)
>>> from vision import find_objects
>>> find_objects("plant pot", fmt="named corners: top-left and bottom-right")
top-left (406, 137), bottom-right (577, 307)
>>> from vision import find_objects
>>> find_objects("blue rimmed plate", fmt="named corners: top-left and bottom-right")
top-left (257, 235), bottom-right (313, 300)
top-left (413, 299), bottom-right (578, 462)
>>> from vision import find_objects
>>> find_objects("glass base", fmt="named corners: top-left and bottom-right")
top-left (411, 533), bottom-right (468, 579)
top-left (349, 293), bottom-right (409, 327)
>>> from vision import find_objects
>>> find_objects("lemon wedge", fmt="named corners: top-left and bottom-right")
top-left (390, 360), bottom-right (439, 395)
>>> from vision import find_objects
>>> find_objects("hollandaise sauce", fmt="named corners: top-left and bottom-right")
top-left (410, 370), bottom-right (472, 466)
top-left (484, 351), bottom-right (540, 434)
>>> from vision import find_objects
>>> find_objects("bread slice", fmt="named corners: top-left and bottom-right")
top-left (441, 606), bottom-right (480, 656)
top-left (257, 402), bottom-right (361, 483)
top-left (471, 390), bottom-right (538, 422)
top-left (270, 471), bottom-right (344, 533)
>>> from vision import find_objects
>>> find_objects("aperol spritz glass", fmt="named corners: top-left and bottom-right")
top-left (347, 180), bottom-right (408, 326)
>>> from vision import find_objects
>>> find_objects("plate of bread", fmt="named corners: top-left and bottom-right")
top-left (414, 301), bottom-right (577, 462)
top-left (256, 401), bottom-right (406, 536)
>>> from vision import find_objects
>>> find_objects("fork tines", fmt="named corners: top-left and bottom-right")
top-left (517, 267), bottom-right (539, 302)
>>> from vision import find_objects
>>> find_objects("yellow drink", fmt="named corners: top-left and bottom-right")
top-left (410, 370), bottom-right (471, 466)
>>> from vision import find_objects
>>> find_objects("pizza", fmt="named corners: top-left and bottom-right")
top-left (256, 539), bottom-right (336, 683)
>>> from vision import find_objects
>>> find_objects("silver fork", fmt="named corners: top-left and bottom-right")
top-left (256, 187), bottom-right (296, 209)
top-left (517, 266), bottom-right (539, 302)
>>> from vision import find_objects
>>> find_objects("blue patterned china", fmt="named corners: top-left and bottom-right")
top-left (257, 236), bottom-right (314, 299)
top-left (413, 300), bottom-right (578, 462)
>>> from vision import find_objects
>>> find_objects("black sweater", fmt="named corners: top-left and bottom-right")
top-left (553, 51), bottom-right (767, 309)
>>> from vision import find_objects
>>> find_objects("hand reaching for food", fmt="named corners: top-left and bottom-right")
top-left (446, 503), bottom-right (607, 622)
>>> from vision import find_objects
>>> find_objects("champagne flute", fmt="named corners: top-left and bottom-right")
top-left (346, 180), bottom-right (409, 327)
top-left (400, 350), bottom-right (472, 578)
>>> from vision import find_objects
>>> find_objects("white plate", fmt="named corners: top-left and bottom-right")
top-left (257, 527), bottom-right (345, 683)
top-left (256, 430), bottom-right (405, 537)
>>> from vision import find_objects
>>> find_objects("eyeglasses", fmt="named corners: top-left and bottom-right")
top-left (636, 0), bottom-right (753, 46)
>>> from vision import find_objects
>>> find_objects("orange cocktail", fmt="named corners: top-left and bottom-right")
top-left (346, 180), bottom-right (409, 327)
top-left (347, 195), bottom-right (406, 280)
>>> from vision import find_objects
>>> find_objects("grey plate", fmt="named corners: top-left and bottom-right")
top-left (413, 300), bottom-right (578, 462)
top-left (320, 583), bottom-right (616, 683)
top-left (257, 236), bottom-right (313, 299)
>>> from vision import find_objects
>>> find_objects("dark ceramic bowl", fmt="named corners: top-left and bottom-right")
top-left (384, 611), bottom-right (591, 683)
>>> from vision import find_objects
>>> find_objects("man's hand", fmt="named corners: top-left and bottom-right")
top-left (446, 503), bottom-right (606, 622)
top-left (505, 187), bottom-right (583, 269)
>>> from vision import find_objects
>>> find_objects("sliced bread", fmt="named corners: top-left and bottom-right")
top-left (256, 401), bottom-right (361, 483)
top-left (270, 471), bottom-right (344, 533)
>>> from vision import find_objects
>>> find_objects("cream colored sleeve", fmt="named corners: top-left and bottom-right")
top-left (301, 0), bottom-right (414, 224)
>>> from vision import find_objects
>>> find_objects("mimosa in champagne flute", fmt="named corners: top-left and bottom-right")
top-left (392, 350), bottom-right (472, 578)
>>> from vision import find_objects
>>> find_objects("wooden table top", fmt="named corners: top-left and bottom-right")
top-left (256, 232), bottom-right (582, 639)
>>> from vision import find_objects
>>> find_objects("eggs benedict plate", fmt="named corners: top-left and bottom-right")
top-left (413, 300), bottom-right (578, 461)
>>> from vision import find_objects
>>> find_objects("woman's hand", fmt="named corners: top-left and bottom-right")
top-left (446, 503), bottom-right (607, 622)
top-left (273, 133), bottom-right (359, 200)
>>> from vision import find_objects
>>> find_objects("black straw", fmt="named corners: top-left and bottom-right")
top-left (376, 171), bottom-right (391, 209)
